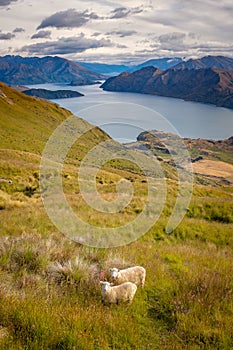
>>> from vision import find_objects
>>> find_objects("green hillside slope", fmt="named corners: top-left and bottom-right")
top-left (0, 81), bottom-right (107, 154)
top-left (0, 83), bottom-right (233, 349)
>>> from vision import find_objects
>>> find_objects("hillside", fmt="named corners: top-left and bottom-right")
top-left (0, 81), bottom-right (108, 156)
top-left (0, 55), bottom-right (105, 85)
top-left (174, 55), bottom-right (233, 71)
top-left (101, 66), bottom-right (162, 93)
top-left (130, 130), bottom-right (233, 185)
top-left (101, 67), bottom-right (233, 109)
top-left (0, 84), bottom-right (233, 349)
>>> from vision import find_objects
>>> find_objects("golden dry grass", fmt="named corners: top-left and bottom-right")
top-left (193, 159), bottom-right (233, 182)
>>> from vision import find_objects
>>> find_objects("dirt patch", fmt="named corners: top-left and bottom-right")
top-left (193, 160), bottom-right (233, 183)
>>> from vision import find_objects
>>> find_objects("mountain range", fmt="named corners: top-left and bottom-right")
top-left (0, 55), bottom-right (104, 85)
top-left (78, 56), bottom-right (233, 76)
top-left (101, 65), bottom-right (233, 109)
top-left (0, 54), bottom-right (233, 109)
top-left (174, 55), bottom-right (233, 71)
top-left (77, 57), bottom-right (183, 75)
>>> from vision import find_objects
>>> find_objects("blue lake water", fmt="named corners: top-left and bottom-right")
top-left (27, 83), bottom-right (233, 143)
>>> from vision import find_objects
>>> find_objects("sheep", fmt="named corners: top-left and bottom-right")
top-left (109, 266), bottom-right (146, 287)
top-left (0, 178), bottom-right (12, 184)
top-left (100, 281), bottom-right (137, 304)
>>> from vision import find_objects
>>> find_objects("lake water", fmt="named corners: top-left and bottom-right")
top-left (27, 83), bottom-right (233, 142)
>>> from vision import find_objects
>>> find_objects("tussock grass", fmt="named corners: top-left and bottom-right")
top-left (0, 192), bottom-right (232, 349)
top-left (1, 156), bottom-right (233, 349)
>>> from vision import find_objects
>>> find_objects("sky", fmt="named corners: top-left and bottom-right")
top-left (0, 0), bottom-right (232, 64)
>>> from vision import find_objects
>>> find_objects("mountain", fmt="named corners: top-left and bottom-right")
top-left (77, 62), bottom-right (130, 75)
top-left (174, 55), bottom-right (233, 71)
top-left (101, 66), bottom-right (162, 93)
top-left (22, 88), bottom-right (84, 100)
top-left (0, 55), bottom-right (105, 85)
top-left (101, 67), bottom-right (233, 109)
top-left (134, 57), bottom-right (183, 71)
top-left (77, 57), bottom-right (183, 76)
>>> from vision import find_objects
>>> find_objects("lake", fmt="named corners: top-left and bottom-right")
top-left (27, 83), bottom-right (233, 143)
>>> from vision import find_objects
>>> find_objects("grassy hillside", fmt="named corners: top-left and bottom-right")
top-left (0, 83), bottom-right (233, 349)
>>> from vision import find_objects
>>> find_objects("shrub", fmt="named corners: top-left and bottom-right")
top-left (48, 256), bottom-right (91, 286)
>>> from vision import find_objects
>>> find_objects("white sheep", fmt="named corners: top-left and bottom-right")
top-left (0, 178), bottom-right (12, 184)
top-left (109, 266), bottom-right (146, 287)
top-left (100, 281), bottom-right (137, 304)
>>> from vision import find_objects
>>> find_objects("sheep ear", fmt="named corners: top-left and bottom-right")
top-left (100, 281), bottom-right (104, 285)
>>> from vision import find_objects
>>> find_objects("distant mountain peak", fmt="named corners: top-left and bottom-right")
top-left (77, 57), bottom-right (183, 76)
top-left (174, 55), bottom-right (233, 71)
top-left (0, 55), bottom-right (105, 85)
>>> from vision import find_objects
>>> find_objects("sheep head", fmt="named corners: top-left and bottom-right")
top-left (100, 281), bottom-right (113, 292)
top-left (109, 268), bottom-right (119, 279)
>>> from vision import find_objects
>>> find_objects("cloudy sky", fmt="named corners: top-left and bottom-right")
top-left (0, 0), bottom-right (232, 63)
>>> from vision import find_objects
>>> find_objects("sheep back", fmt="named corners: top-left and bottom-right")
top-left (102, 282), bottom-right (137, 304)
top-left (112, 266), bottom-right (146, 287)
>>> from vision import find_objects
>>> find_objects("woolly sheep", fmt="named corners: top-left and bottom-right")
top-left (109, 266), bottom-right (146, 287)
top-left (100, 281), bottom-right (137, 304)
top-left (0, 178), bottom-right (12, 184)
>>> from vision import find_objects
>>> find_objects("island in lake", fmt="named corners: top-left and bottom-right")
top-left (22, 88), bottom-right (84, 100)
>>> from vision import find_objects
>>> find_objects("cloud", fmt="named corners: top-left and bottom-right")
top-left (20, 34), bottom-right (113, 55)
top-left (147, 29), bottom-right (233, 57)
top-left (0, 31), bottom-right (15, 40)
top-left (110, 6), bottom-right (143, 19)
top-left (140, 0), bottom-right (233, 43)
top-left (0, 0), bottom-right (17, 6)
top-left (13, 27), bottom-right (25, 33)
top-left (106, 30), bottom-right (137, 37)
top-left (159, 32), bottom-right (232, 56)
top-left (158, 32), bottom-right (186, 43)
top-left (37, 8), bottom-right (100, 29)
top-left (76, 0), bottom-right (120, 7)
top-left (147, 31), bottom-right (187, 53)
top-left (110, 7), bottom-right (130, 19)
top-left (158, 32), bottom-right (186, 46)
top-left (31, 30), bottom-right (51, 39)
top-left (91, 32), bottom-right (101, 37)
top-left (1, 0), bottom-right (232, 62)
